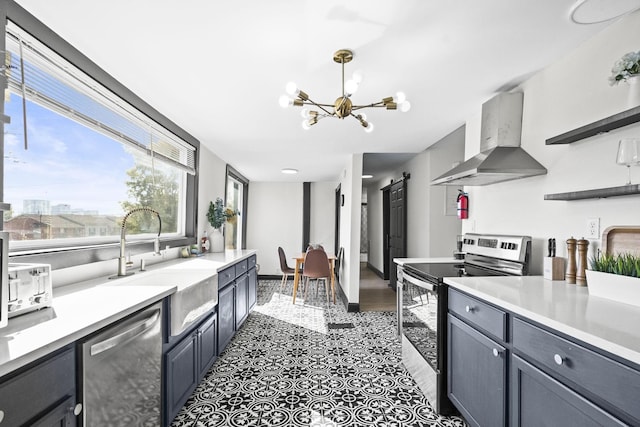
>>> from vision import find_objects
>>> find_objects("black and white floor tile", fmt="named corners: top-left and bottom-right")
top-left (170, 280), bottom-right (468, 427)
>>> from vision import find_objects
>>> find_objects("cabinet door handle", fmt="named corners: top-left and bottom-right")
top-left (554, 354), bottom-right (564, 365)
top-left (492, 348), bottom-right (501, 357)
top-left (465, 305), bottom-right (475, 313)
top-left (72, 403), bottom-right (83, 416)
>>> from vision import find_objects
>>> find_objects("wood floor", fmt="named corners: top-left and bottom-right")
top-left (359, 262), bottom-right (397, 312)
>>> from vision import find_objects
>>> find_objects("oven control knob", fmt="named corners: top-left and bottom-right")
top-left (465, 305), bottom-right (475, 313)
top-left (554, 354), bottom-right (564, 365)
top-left (0, 409), bottom-right (4, 423)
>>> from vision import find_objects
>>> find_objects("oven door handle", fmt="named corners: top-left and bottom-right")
top-left (402, 272), bottom-right (435, 292)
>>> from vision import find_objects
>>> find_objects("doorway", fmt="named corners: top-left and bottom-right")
top-left (382, 178), bottom-right (407, 290)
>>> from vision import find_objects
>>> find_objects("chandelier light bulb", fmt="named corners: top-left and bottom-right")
top-left (301, 120), bottom-right (311, 130)
top-left (300, 108), bottom-right (310, 119)
top-left (279, 95), bottom-right (293, 108)
top-left (393, 91), bottom-right (406, 104)
top-left (399, 101), bottom-right (411, 112)
top-left (345, 79), bottom-right (359, 95)
top-left (285, 82), bottom-right (299, 96)
top-left (352, 69), bottom-right (364, 84)
top-left (364, 122), bottom-right (374, 133)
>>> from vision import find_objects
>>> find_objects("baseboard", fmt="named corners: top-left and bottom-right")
top-left (366, 262), bottom-right (384, 279)
top-left (258, 274), bottom-right (282, 280)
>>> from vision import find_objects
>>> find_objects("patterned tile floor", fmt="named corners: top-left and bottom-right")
top-left (170, 280), bottom-right (468, 427)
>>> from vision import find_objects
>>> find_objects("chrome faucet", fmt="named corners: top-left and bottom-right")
top-left (117, 207), bottom-right (162, 276)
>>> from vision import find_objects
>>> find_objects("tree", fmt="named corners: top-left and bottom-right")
top-left (120, 164), bottom-right (179, 235)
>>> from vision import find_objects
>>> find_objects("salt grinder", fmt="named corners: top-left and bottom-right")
top-left (566, 237), bottom-right (577, 284)
top-left (576, 238), bottom-right (589, 286)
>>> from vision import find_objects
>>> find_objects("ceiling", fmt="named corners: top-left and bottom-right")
top-left (13, 0), bottom-right (640, 182)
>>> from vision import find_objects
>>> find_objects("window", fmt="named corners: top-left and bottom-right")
top-left (225, 166), bottom-right (248, 250)
top-left (1, 15), bottom-right (198, 266)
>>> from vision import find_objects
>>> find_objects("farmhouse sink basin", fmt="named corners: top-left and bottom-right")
top-left (103, 268), bottom-right (218, 336)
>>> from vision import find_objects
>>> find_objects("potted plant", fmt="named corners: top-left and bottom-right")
top-left (609, 50), bottom-right (640, 108)
top-left (206, 198), bottom-right (239, 252)
top-left (586, 250), bottom-right (640, 307)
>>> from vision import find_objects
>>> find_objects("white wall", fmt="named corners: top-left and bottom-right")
top-left (309, 181), bottom-right (338, 251)
top-left (246, 182), bottom-right (303, 276)
top-left (462, 10), bottom-right (640, 274)
top-left (198, 145), bottom-right (228, 240)
top-left (337, 154), bottom-right (363, 304)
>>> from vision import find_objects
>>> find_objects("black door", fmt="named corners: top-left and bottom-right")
top-left (388, 180), bottom-right (407, 289)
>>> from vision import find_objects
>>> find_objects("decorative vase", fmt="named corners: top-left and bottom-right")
top-left (211, 228), bottom-right (224, 253)
top-left (627, 74), bottom-right (640, 109)
top-left (585, 270), bottom-right (640, 308)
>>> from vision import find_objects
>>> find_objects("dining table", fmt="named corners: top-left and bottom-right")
top-left (291, 253), bottom-right (337, 304)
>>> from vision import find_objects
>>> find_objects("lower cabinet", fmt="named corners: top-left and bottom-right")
top-left (164, 311), bottom-right (217, 427)
top-left (248, 267), bottom-right (257, 309)
top-left (218, 282), bottom-right (236, 354)
top-left (511, 355), bottom-right (626, 427)
top-left (448, 287), bottom-right (640, 427)
top-left (0, 346), bottom-right (77, 426)
top-left (217, 255), bottom-right (258, 355)
top-left (235, 273), bottom-right (249, 329)
top-left (448, 314), bottom-right (507, 427)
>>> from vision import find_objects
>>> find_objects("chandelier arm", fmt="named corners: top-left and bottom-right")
top-left (300, 98), bottom-right (336, 116)
top-left (351, 102), bottom-right (387, 110)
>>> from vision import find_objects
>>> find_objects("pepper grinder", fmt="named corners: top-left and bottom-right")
top-left (566, 237), bottom-right (577, 284)
top-left (576, 238), bottom-right (589, 286)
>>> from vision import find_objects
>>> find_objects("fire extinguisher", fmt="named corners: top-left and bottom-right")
top-left (457, 190), bottom-right (469, 219)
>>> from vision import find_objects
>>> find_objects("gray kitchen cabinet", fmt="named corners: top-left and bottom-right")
top-left (218, 280), bottom-right (236, 353)
top-left (511, 355), bottom-right (626, 426)
top-left (448, 288), bottom-right (508, 427)
top-left (248, 258), bottom-right (257, 309)
top-left (198, 313), bottom-right (217, 379)
top-left (447, 285), bottom-right (640, 427)
top-left (217, 255), bottom-right (258, 354)
top-left (511, 316), bottom-right (638, 426)
top-left (164, 311), bottom-right (218, 427)
top-left (235, 272), bottom-right (249, 329)
top-left (0, 346), bottom-right (77, 426)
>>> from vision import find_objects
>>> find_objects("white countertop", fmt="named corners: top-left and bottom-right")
top-left (444, 275), bottom-right (640, 367)
top-left (0, 249), bottom-right (256, 377)
top-left (394, 257), bottom-right (457, 266)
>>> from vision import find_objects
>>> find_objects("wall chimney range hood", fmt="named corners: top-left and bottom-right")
top-left (432, 92), bottom-right (547, 186)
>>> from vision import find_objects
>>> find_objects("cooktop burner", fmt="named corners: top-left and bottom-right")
top-left (403, 262), bottom-right (465, 282)
top-left (404, 261), bottom-right (511, 282)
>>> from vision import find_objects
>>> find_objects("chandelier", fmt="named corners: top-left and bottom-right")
top-left (278, 49), bottom-right (411, 132)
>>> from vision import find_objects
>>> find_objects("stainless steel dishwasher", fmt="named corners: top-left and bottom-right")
top-left (80, 301), bottom-right (163, 426)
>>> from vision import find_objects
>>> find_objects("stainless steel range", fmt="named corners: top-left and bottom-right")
top-left (396, 233), bottom-right (531, 415)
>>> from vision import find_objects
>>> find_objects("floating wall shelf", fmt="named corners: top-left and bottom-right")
top-left (544, 184), bottom-right (640, 201)
top-left (546, 105), bottom-right (640, 145)
top-left (544, 106), bottom-right (640, 200)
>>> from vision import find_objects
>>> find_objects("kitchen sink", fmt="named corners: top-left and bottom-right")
top-left (103, 267), bottom-right (218, 336)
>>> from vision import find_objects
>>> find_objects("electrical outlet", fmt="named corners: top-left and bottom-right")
top-left (586, 218), bottom-right (600, 240)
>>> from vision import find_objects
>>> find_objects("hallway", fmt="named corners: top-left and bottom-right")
top-left (359, 263), bottom-right (396, 312)
top-left (170, 279), bottom-right (466, 426)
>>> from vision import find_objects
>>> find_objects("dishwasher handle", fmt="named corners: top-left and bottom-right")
top-left (90, 308), bottom-right (161, 356)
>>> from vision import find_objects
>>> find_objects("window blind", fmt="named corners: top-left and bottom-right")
top-left (4, 21), bottom-right (196, 174)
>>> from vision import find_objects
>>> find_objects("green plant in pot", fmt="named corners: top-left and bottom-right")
top-left (587, 250), bottom-right (640, 308)
top-left (589, 251), bottom-right (640, 278)
top-left (207, 197), bottom-right (239, 229)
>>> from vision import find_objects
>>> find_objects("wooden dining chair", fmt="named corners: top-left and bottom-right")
top-left (278, 247), bottom-right (295, 296)
top-left (302, 248), bottom-right (331, 302)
